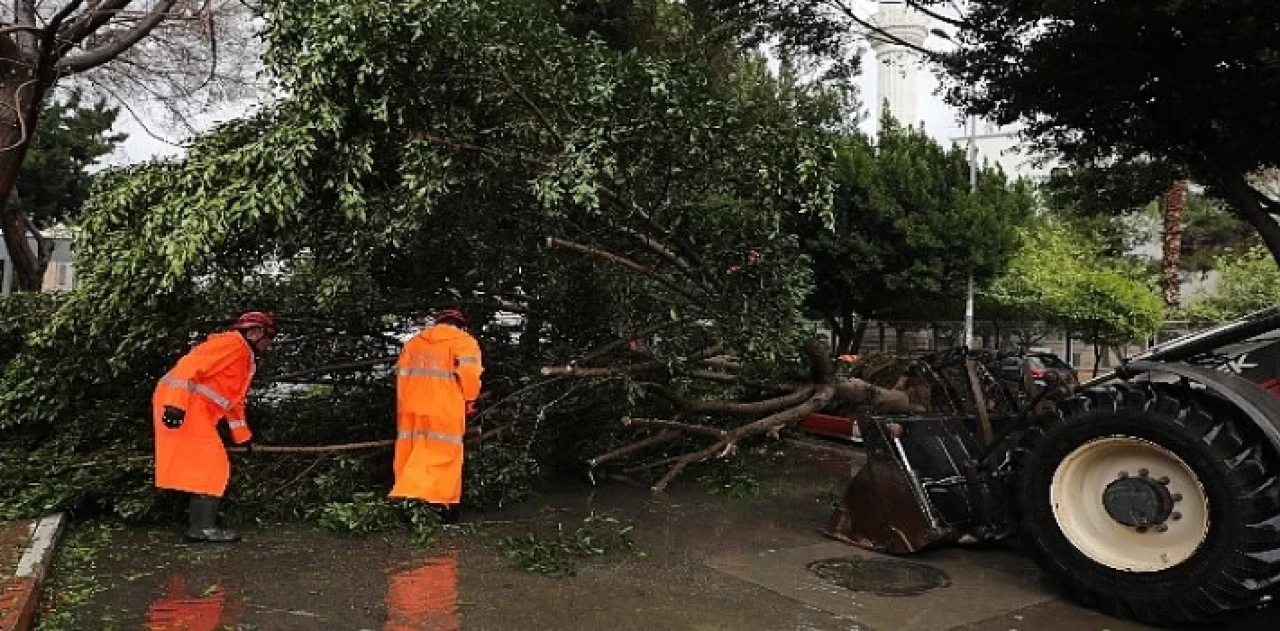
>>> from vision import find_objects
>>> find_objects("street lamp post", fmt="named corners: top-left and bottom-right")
top-left (963, 115), bottom-right (977, 349)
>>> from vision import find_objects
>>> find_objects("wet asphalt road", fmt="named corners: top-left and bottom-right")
top-left (45, 445), bottom-right (1280, 630)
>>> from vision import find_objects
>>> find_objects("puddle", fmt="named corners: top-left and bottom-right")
top-left (807, 556), bottom-right (951, 597)
top-left (384, 551), bottom-right (461, 631)
top-left (144, 576), bottom-right (242, 630)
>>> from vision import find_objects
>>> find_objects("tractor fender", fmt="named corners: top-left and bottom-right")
top-left (1121, 360), bottom-right (1280, 458)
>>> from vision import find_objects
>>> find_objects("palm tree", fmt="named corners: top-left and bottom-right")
top-left (1162, 179), bottom-right (1188, 307)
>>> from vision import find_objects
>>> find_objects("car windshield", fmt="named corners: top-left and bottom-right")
top-left (1028, 355), bottom-right (1071, 370)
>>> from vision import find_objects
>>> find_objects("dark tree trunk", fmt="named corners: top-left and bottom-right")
top-left (1224, 176), bottom-right (1280, 268)
top-left (848, 319), bottom-right (869, 354)
top-left (0, 52), bottom-right (48, 292)
top-left (832, 308), bottom-right (857, 355)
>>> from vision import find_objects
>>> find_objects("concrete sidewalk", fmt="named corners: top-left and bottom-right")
top-left (0, 515), bottom-right (66, 631)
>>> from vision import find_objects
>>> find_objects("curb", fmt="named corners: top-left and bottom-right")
top-left (0, 514), bottom-right (67, 631)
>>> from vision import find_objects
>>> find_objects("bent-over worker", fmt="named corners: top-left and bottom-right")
top-left (152, 311), bottom-right (277, 543)
top-left (390, 307), bottom-right (483, 524)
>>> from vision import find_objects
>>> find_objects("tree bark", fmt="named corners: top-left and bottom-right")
top-left (1161, 179), bottom-right (1187, 308)
top-left (0, 71), bottom-right (46, 292)
top-left (1224, 176), bottom-right (1280, 268)
top-left (849, 319), bottom-right (869, 354)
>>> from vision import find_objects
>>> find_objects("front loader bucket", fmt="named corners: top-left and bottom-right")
top-left (822, 418), bottom-right (950, 555)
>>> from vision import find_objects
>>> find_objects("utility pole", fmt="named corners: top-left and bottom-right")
top-left (963, 115), bottom-right (977, 349)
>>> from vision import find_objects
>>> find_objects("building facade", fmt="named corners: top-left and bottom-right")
top-left (0, 229), bottom-right (77, 294)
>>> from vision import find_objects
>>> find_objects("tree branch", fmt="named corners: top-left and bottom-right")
top-left (1225, 176), bottom-right (1280, 265)
top-left (604, 218), bottom-right (715, 292)
top-left (55, 0), bottom-right (129, 48)
top-left (588, 430), bottom-right (681, 468)
top-left (597, 185), bottom-right (709, 273)
top-left (56, 0), bottom-right (179, 75)
top-left (546, 236), bottom-right (705, 303)
top-left (646, 383), bottom-right (816, 416)
top-left (905, 0), bottom-right (970, 30)
top-left (649, 384), bottom-right (833, 492)
top-left (542, 345), bottom-right (723, 377)
top-left (572, 320), bottom-right (686, 366)
top-left (621, 416), bottom-right (729, 438)
top-left (827, 0), bottom-right (938, 59)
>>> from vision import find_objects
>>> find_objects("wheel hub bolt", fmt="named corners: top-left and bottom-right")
top-left (1171, 512), bottom-right (1183, 521)
top-left (1138, 468), bottom-right (1150, 477)
top-left (1158, 476), bottom-right (1170, 485)
top-left (1171, 493), bottom-right (1183, 502)
top-left (1157, 524), bottom-right (1169, 533)
top-left (1117, 471), bottom-right (1130, 479)
top-left (1136, 526), bottom-right (1149, 533)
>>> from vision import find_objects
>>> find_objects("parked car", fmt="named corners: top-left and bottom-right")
top-left (990, 351), bottom-right (1078, 402)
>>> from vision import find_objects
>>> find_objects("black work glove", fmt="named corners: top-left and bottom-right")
top-left (162, 406), bottom-right (186, 429)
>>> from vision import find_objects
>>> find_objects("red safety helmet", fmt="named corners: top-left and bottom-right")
top-left (435, 307), bottom-right (467, 327)
top-left (230, 311), bottom-right (278, 337)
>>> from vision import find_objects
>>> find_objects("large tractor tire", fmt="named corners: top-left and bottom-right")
top-left (1014, 382), bottom-right (1280, 626)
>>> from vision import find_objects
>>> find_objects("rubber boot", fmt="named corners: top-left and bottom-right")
top-left (184, 494), bottom-right (240, 543)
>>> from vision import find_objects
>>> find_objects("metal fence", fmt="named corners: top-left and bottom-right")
top-left (833, 320), bottom-right (1200, 376)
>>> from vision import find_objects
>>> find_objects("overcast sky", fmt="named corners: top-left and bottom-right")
top-left (105, 1), bottom-right (968, 166)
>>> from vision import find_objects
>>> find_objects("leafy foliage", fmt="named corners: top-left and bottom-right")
top-left (19, 91), bottom-right (125, 227)
top-left (1180, 195), bottom-right (1257, 273)
top-left (1186, 246), bottom-right (1280, 324)
top-left (316, 493), bottom-right (404, 535)
top-left (498, 511), bottom-right (641, 578)
top-left (1040, 161), bottom-right (1175, 256)
top-left (0, 0), bottom-right (845, 521)
top-left (982, 221), bottom-right (1164, 361)
top-left (793, 117), bottom-right (1036, 352)
top-left (697, 458), bottom-right (763, 499)
top-left (940, 0), bottom-right (1280, 263)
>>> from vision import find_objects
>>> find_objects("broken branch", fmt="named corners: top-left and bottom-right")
top-left (546, 236), bottom-right (705, 303)
top-left (588, 430), bottom-right (681, 467)
top-left (621, 416), bottom-right (728, 438)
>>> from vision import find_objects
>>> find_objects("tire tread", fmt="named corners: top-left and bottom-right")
top-left (1015, 384), bottom-right (1280, 625)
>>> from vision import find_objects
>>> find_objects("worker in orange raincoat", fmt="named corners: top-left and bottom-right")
top-left (390, 308), bottom-right (483, 524)
top-left (153, 311), bottom-right (277, 543)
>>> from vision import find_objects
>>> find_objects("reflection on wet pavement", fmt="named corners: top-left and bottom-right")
top-left (384, 550), bottom-right (461, 631)
top-left (143, 576), bottom-right (240, 631)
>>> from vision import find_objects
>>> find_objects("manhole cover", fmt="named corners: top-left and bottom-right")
top-left (806, 556), bottom-right (951, 597)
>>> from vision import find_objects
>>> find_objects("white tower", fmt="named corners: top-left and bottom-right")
top-left (870, 1), bottom-right (931, 128)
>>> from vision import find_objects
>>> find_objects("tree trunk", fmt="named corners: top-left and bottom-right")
top-left (832, 308), bottom-right (859, 355)
top-left (1224, 175), bottom-right (1280, 268)
top-left (1161, 179), bottom-right (1187, 308)
top-left (848, 319), bottom-right (869, 354)
top-left (0, 69), bottom-right (47, 292)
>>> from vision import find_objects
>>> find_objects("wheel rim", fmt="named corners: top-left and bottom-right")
top-left (1050, 435), bottom-right (1210, 572)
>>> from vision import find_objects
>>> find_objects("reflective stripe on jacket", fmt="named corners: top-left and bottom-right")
top-left (152, 331), bottom-right (256, 497)
top-left (390, 324), bottom-right (483, 504)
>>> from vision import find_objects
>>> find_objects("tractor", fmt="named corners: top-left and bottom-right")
top-left (824, 306), bottom-right (1280, 627)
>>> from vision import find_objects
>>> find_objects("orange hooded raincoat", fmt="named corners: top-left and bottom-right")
top-left (152, 332), bottom-right (255, 498)
top-left (390, 324), bottom-right (483, 505)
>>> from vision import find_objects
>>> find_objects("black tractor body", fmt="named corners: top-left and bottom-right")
top-left (825, 306), bottom-right (1280, 626)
